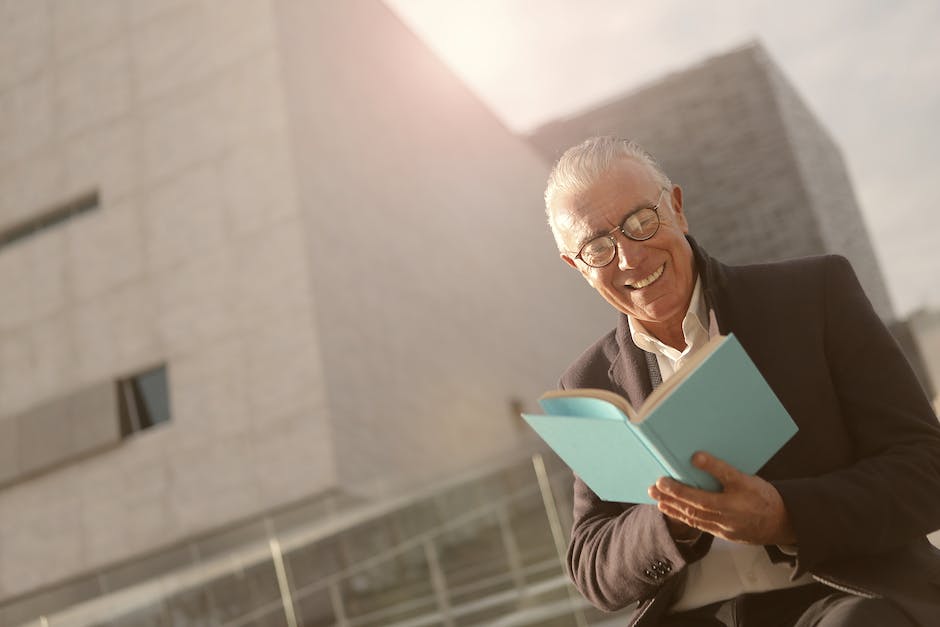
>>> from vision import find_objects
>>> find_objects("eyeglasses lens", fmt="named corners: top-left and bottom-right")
top-left (580, 238), bottom-right (616, 268)
top-left (578, 207), bottom-right (660, 268)
top-left (624, 208), bottom-right (658, 239)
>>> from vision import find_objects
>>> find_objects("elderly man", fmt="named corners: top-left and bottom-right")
top-left (545, 137), bottom-right (940, 626)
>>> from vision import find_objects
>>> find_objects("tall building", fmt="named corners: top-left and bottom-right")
top-left (529, 42), bottom-right (895, 323)
top-left (0, 0), bottom-right (613, 622)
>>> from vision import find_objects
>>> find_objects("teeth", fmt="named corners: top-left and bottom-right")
top-left (628, 264), bottom-right (665, 289)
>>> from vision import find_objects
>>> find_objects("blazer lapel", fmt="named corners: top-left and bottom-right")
top-left (608, 314), bottom-right (655, 408)
top-left (688, 235), bottom-right (733, 336)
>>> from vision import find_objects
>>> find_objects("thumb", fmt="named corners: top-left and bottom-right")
top-left (693, 451), bottom-right (744, 488)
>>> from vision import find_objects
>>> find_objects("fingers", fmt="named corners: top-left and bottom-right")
top-left (692, 451), bottom-right (744, 488)
top-left (648, 457), bottom-right (794, 545)
top-left (649, 483), bottom-right (727, 530)
top-left (651, 453), bottom-right (745, 510)
top-left (647, 453), bottom-right (757, 542)
top-left (656, 497), bottom-right (725, 526)
top-left (656, 500), bottom-right (741, 542)
top-left (653, 476), bottom-right (723, 512)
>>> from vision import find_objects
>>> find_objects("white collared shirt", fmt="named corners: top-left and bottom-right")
top-left (628, 277), bottom-right (711, 380)
top-left (627, 277), bottom-right (813, 612)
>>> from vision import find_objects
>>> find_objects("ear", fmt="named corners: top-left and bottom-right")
top-left (668, 185), bottom-right (689, 233)
top-left (562, 253), bottom-right (594, 282)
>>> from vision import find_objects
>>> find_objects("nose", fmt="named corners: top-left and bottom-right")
top-left (613, 232), bottom-right (642, 270)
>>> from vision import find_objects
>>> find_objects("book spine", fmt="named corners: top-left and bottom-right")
top-left (631, 424), bottom-right (686, 481)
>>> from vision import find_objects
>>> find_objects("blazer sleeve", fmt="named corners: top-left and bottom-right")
top-left (559, 338), bottom-right (712, 611)
top-left (773, 255), bottom-right (940, 574)
top-left (567, 476), bottom-right (710, 611)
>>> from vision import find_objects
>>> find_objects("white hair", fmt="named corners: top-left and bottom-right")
top-left (543, 137), bottom-right (672, 231)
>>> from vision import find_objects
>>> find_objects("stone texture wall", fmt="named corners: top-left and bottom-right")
top-left (273, 0), bottom-right (613, 495)
top-left (0, 0), bottom-right (333, 599)
top-left (0, 0), bottom-right (616, 601)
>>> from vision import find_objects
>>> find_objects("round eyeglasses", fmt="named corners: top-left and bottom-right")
top-left (572, 189), bottom-right (667, 268)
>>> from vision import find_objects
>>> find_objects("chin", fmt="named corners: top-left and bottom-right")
top-left (637, 297), bottom-right (684, 323)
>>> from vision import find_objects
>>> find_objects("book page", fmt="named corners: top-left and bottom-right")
top-left (539, 387), bottom-right (638, 422)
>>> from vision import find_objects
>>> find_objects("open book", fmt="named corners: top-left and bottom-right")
top-left (522, 333), bottom-right (797, 504)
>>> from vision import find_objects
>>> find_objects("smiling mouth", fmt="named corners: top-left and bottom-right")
top-left (626, 264), bottom-right (665, 290)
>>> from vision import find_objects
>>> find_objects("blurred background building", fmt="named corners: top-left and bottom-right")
top-left (0, 1), bottom-right (937, 626)
top-left (530, 43), bottom-right (893, 320)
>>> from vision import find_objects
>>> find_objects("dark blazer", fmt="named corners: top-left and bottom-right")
top-left (561, 240), bottom-right (940, 626)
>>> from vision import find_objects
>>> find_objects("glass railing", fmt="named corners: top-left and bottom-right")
top-left (1, 452), bottom-right (617, 627)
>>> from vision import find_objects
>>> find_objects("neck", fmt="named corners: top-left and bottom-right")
top-left (640, 286), bottom-right (695, 351)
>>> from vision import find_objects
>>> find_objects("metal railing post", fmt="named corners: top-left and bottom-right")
top-left (532, 453), bottom-right (588, 627)
top-left (422, 537), bottom-right (455, 627)
top-left (265, 520), bottom-right (298, 627)
top-left (328, 580), bottom-right (349, 627)
top-left (496, 504), bottom-right (527, 594)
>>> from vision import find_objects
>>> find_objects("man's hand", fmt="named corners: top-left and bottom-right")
top-left (648, 451), bottom-right (797, 546)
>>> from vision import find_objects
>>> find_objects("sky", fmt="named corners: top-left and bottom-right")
top-left (384, 0), bottom-right (940, 318)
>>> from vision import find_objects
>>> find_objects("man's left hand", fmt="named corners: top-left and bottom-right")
top-left (648, 451), bottom-right (797, 546)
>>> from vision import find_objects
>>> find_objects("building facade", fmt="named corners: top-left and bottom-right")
top-left (0, 0), bottom-right (613, 616)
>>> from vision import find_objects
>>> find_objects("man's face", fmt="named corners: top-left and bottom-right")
top-left (550, 158), bottom-right (696, 339)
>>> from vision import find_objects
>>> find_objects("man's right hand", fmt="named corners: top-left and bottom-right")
top-left (649, 452), bottom-right (797, 546)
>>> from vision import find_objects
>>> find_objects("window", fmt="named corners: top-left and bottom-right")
top-left (118, 365), bottom-right (171, 436)
top-left (0, 191), bottom-right (99, 250)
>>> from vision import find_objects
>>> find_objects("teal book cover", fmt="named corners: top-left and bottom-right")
top-left (522, 334), bottom-right (797, 504)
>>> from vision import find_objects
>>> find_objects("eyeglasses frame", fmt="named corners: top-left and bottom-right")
top-left (571, 188), bottom-right (670, 268)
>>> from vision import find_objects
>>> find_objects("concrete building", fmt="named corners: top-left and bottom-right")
top-left (529, 42), bottom-right (895, 323)
top-left (0, 0), bottom-right (613, 620)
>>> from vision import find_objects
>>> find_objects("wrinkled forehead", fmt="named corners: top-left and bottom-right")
top-left (549, 159), bottom-right (661, 248)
